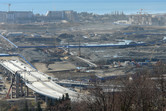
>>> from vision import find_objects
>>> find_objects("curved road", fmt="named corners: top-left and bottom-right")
top-left (0, 59), bottom-right (81, 101)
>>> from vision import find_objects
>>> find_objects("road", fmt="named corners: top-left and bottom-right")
top-left (0, 59), bottom-right (81, 101)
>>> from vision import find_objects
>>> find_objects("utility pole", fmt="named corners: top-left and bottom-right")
top-left (67, 40), bottom-right (70, 54)
top-left (8, 3), bottom-right (11, 12)
top-left (78, 39), bottom-right (81, 57)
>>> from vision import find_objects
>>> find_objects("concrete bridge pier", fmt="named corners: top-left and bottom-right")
top-left (15, 72), bottom-right (28, 98)
top-left (45, 96), bottom-right (48, 106)
top-left (34, 93), bottom-right (38, 103)
top-left (10, 74), bottom-right (14, 99)
top-left (26, 86), bottom-right (29, 97)
top-left (8, 73), bottom-right (30, 99)
top-left (15, 72), bottom-right (20, 98)
top-left (20, 81), bottom-right (24, 96)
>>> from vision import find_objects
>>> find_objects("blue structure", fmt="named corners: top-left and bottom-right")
top-left (18, 54), bottom-right (36, 69)
top-left (17, 42), bottom-right (148, 49)
top-left (0, 34), bottom-right (18, 48)
top-left (0, 33), bottom-right (164, 49)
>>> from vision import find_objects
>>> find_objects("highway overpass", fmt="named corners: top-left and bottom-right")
top-left (0, 59), bottom-right (81, 101)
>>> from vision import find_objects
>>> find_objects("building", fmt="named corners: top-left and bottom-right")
top-left (46, 10), bottom-right (78, 22)
top-left (0, 11), bottom-right (34, 23)
top-left (114, 20), bottom-right (130, 25)
top-left (6, 11), bottom-right (34, 23)
top-left (0, 10), bottom-right (79, 23)
top-left (64, 10), bottom-right (78, 21)
top-left (46, 11), bottom-right (65, 20)
top-left (128, 14), bottom-right (165, 26)
top-left (0, 11), bottom-right (7, 22)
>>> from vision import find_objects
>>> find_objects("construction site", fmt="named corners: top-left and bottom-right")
top-left (0, 6), bottom-right (165, 110)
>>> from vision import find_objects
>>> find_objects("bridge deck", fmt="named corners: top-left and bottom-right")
top-left (0, 59), bottom-right (80, 101)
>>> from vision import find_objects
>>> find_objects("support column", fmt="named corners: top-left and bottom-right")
top-left (26, 86), bottom-right (29, 97)
top-left (67, 41), bottom-right (70, 54)
top-left (34, 93), bottom-right (38, 103)
top-left (15, 73), bottom-right (20, 98)
top-left (10, 74), bottom-right (13, 99)
top-left (45, 96), bottom-right (48, 106)
top-left (20, 81), bottom-right (24, 96)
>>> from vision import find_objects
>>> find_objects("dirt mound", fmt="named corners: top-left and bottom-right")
top-left (123, 26), bottom-right (144, 31)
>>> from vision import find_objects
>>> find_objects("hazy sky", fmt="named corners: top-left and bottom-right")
top-left (0, 0), bottom-right (165, 3)
top-left (0, 0), bottom-right (165, 14)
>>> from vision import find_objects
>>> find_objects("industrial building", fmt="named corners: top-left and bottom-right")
top-left (0, 10), bottom-right (78, 23)
top-left (46, 10), bottom-right (78, 21)
top-left (128, 14), bottom-right (165, 25)
top-left (0, 11), bottom-right (34, 23)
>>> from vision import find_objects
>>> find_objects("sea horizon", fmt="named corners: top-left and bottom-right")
top-left (0, 1), bottom-right (165, 15)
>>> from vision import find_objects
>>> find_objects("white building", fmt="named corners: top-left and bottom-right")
top-left (0, 11), bottom-right (34, 23)
top-left (46, 10), bottom-right (78, 21)
top-left (46, 11), bottom-right (65, 19)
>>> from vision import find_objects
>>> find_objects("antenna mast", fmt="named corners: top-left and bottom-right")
top-left (8, 3), bottom-right (11, 12)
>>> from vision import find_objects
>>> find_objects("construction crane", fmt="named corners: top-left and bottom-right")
top-left (8, 3), bottom-right (11, 12)
top-left (138, 8), bottom-right (149, 15)
top-left (137, 9), bottom-right (144, 25)
top-left (0, 3), bottom-right (11, 12)
top-left (137, 8), bottom-right (143, 15)
top-left (137, 8), bottom-right (150, 25)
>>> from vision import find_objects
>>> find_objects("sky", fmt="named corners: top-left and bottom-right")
top-left (0, 0), bottom-right (164, 2)
top-left (0, 0), bottom-right (165, 14)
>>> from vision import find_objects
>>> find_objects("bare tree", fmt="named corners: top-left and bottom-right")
top-left (79, 81), bottom-right (121, 111)
top-left (153, 62), bottom-right (166, 111)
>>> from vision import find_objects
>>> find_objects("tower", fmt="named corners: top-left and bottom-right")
top-left (8, 3), bottom-right (11, 12)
